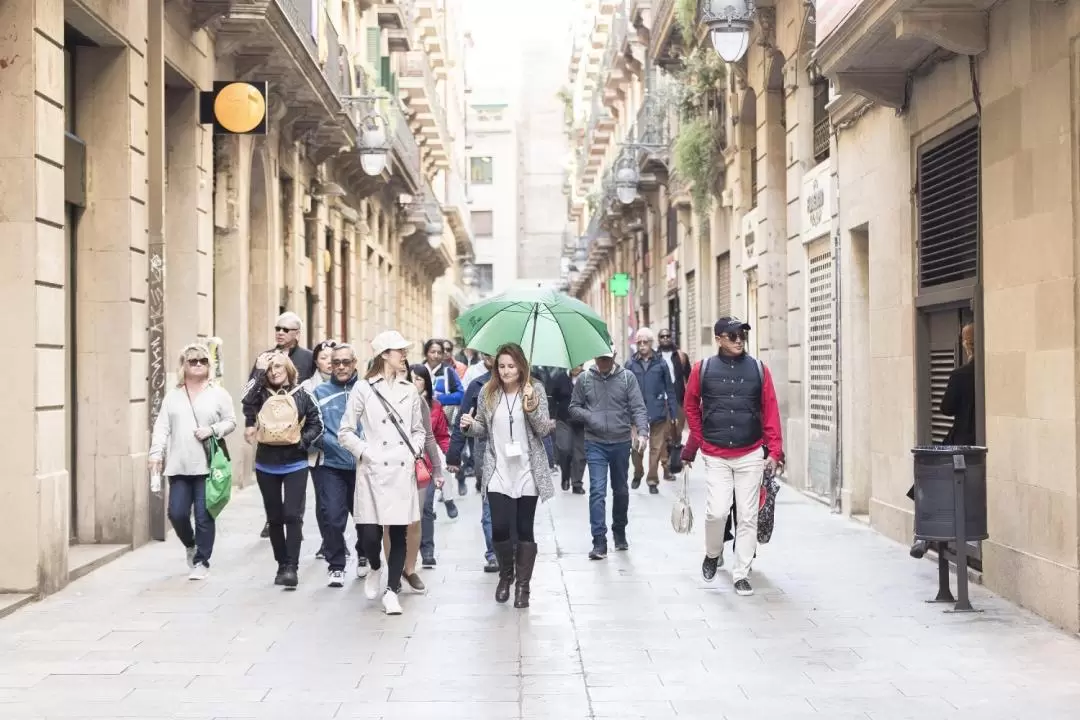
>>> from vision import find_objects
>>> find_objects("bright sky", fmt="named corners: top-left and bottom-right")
top-left (463, 0), bottom-right (578, 105)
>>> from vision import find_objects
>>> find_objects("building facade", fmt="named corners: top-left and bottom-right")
top-left (466, 103), bottom-right (520, 298)
top-left (0, 0), bottom-right (472, 601)
top-left (817, 0), bottom-right (1080, 630)
top-left (562, 0), bottom-right (839, 500)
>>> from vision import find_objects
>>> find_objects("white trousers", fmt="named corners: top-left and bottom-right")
top-left (703, 448), bottom-right (765, 582)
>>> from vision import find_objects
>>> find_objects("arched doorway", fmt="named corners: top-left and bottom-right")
top-left (247, 143), bottom-right (273, 365)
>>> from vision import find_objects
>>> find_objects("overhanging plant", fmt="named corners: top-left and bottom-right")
top-left (673, 115), bottom-right (723, 214)
top-left (676, 0), bottom-right (698, 42)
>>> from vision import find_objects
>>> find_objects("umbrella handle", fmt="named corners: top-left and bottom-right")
top-left (528, 304), bottom-right (539, 365)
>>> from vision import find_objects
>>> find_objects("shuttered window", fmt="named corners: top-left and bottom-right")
top-left (917, 123), bottom-right (980, 289)
top-left (685, 270), bottom-right (697, 362)
top-left (807, 239), bottom-right (835, 433)
top-left (716, 251), bottom-right (730, 318)
top-left (929, 348), bottom-right (956, 444)
top-left (366, 28), bottom-right (381, 86)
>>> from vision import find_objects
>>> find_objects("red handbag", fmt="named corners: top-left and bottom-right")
top-left (415, 456), bottom-right (433, 488)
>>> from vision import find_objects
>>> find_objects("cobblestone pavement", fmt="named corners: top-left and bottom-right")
top-left (2, 466), bottom-right (1080, 719)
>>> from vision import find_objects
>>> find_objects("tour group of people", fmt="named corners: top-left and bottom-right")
top-left (147, 309), bottom-right (787, 614)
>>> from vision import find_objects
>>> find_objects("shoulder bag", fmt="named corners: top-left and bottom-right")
top-left (670, 469), bottom-right (694, 534)
top-left (185, 388), bottom-right (233, 518)
top-left (368, 382), bottom-right (433, 487)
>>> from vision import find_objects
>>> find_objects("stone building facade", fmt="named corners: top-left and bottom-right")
top-left (0, 0), bottom-right (472, 602)
top-left (563, 0), bottom-right (841, 505)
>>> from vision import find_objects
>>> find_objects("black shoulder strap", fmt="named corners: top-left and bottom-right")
top-left (368, 382), bottom-right (419, 458)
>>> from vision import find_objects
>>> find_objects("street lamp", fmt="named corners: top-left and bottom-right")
top-left (702, 0), bottom-right (754, 63)
top-left (615, 153), bottom-right (640, 205)
top-left (358, 110), bottom-right (389, 176)
top-left (462, 260), bottom-right (477, 286)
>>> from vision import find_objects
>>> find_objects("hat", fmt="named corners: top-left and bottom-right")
top-left (714, 317), bottom-right (752, 336)
top-left (596, 345), bottom-right (617, 359)
top-left (371, 330), bottom-right (412, 355)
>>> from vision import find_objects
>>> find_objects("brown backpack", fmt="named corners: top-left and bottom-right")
top-left (256, 387), bottom-right (304, 446)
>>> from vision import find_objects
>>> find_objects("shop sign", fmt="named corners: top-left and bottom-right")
top-left (802, 161), bottom-right (833, 241)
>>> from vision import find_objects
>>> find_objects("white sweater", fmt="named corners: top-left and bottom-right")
top-left (149, 385), bottom-right (237, 477)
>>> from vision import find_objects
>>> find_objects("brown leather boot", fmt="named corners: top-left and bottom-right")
top-left (493, 540), bottom-right (515, 603)
top-left (513, 542), bottom-right (538, 609)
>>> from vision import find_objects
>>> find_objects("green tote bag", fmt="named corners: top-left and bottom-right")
top-left (205, 437), bottom-right (233, 519)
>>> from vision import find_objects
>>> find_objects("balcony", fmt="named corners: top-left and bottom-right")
top-left (815, 0), bottom-right (993, 109)
top-left (321, 12), bottom-right (348, 97)
top-left (399, 50), bottom-right (450, 171)
top-left (192, 0), bottom-right (356, 152)
top-left (402, 180), bottom-right (453, 277)
top-left (377, 0), bottom-right (415, 53)
top-left (649, 0), bottom-right (683, 67)
top-left (601, 6), bottom-right (630, 108)
top-left (415, 0), bottom-right (447, 80)
top-left (442, 168), bottom-right (474, 259)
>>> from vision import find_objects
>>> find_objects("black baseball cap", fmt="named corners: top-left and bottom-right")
top-left (715, 317), bottom-right (752, 336)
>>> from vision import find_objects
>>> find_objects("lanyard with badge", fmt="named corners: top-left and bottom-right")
top-left (504, 392), bottom-right (523, 459)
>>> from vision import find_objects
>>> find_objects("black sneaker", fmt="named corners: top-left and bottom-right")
top-left (588, 543), bottom-right (608, 561)
top-left (631, 475), bottom-right (642, 490)
top-left (483, 556), bottom-right (499, 573)
top-left (422, 555), bottom-right (437, 569)
top-left (702, 555), bottom-right (719, 582)
top-left (458, 480), bottom-right (468, 497)
top-left (613, 536), bottom-right (629, 552)
top-left (445, 500), bottom-right (459, 519)
top-left (572, 486), bottom-right (585, 495)
top-left (648, 485), bottom-right (659, 495)
top-left (260, 522), bottom-right (270, 539)
top-left (279, 567), bottom-right (298, 590)
top-left (734, 578), bottom-right (754, 596)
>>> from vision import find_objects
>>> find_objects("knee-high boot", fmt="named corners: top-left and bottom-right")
top-left (493, 540), bottom-right (515, 604)
top-left (514, 541), bottom-right (538, 609)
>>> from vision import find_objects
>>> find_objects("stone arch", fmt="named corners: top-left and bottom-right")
top-left (766, 49), bottom-right (786, 93)
top-left (739, 87), bottom-right (757, 150)
top-left (247, 139), bottom-right (274, 365)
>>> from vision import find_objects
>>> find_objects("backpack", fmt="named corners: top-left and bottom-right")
top-left (256, 387), bottom-right (305, 446)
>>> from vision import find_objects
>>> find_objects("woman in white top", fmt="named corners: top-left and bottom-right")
top-left (148, 343), bottom-right (237, 580)
top-left (338, 330), bottom-right (426, 616)
top-left (461, 342), bottom-right (555, 608)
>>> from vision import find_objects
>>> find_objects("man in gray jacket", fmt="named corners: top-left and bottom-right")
top-left (569, 348), bottom-right (649, 560)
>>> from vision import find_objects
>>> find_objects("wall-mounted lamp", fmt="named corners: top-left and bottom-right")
top-left (701, 0), bottom-right (755, 63)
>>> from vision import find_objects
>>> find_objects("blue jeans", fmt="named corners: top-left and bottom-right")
top-left (481, 495), bottom-right (494, 561)
top-left (585, 440), bottom-right (632, 544)
top-left (420, 482), bottom-right (437, 558)
top-left (311, 466), bottom-right (355, 572)
top-left (542, 435), bottom-right (556, 467)
top-left (168, 475), bottom-right (214, 566)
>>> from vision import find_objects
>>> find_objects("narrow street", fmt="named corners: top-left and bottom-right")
top-left (1, 471), bottom-right (1078, 719)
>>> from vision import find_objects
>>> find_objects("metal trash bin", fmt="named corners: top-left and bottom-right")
top-left (910, 445), bottom-right (988, 613)
top-left (912, 445), bottom-right (988, 543)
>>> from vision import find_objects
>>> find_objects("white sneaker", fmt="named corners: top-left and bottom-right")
top-left (185, 547), bottom-right (197, 569)
top-left (327, 570), bottom-right (345, 588)
top-left (188, 564), bottom-right (209, 581)
top-left (382, 589), bottom-right (403, 615)
top-left (364, 566), bottom-right (384, 600)
top-left (355, 559), bottom-right (370, 579)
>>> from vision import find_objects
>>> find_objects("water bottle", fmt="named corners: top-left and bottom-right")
top-left (150, 469), bottom-right (162, 493)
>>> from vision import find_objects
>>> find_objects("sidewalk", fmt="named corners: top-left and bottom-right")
top-left (1, 467), bottom-right (1079, 719)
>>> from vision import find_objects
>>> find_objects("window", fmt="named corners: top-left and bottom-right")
top-left (471, 210), bottom-right (493, 236)
top-left (917, 122), bottom-right (979, 290)
top-left (475, 263), bottom-right (494, 293)
top-left (813, 80), bottom-right (830, 164)
top-left (470, 156), bottom-right (493, 184)
top-left (716, 251), bottom-right (730, 318)
top-left (750, 147), bottom-right (758, 209)
top-left (665, 203), bottom-right (677, 254)
top-left (806, 239), bottom-right (835, 433)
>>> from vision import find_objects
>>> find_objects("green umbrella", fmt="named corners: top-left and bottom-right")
top-left (456, 287), bottom-right (613, 369)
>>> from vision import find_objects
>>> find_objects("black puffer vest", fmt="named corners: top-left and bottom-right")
top-left (700, 353), bottom-right (763, 449)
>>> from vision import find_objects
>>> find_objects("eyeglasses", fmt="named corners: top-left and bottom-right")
top-left (330, 359), bottom-right (355, 367)
top-left (722, 332), bottom-right (746, 342)
top-left (187, 358), bottom-right (210, 366)
top-left (275, 326), bottom-right (299, 333)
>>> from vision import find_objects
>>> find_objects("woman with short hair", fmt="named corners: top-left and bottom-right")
top-left (149, 343), bottom-right (236, 580)
top-left (461, 343), bottom-right (555, 608)
top-left (242, 352), bottom-right (324, 590)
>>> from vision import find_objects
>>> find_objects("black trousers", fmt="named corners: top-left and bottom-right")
top-left (488, 492), bottom-right (538, 543)
top-left (256, 468), bottom-right (308, 569)
top-left (358, 523), bottom-right (407, 593)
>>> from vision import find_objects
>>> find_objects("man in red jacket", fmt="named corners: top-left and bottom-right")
top-left (682, 317), bottom-right (784, 596)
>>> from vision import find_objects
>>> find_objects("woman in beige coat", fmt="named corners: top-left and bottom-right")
top-left (338, 330), bottom-right (426, 616)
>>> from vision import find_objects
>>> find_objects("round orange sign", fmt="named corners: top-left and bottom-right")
top-left (214, 82), bottom-right (266, 133)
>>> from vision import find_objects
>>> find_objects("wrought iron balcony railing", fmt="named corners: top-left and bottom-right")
top-left (386, 97), bottom-right (422, 189)
top-left (323, 12), bottom-right (347, 96)
top-left (278, 0), bottom-right (317, 58)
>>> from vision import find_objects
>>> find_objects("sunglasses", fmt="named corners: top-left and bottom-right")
top-left (187, 357), bottom-right (210, 366)
top-left (330, 358), bottom-right (354, 367)
top-left (722, 332), bottom-right (746, 342)
top-left (275, 326), bottom-right (298, 333)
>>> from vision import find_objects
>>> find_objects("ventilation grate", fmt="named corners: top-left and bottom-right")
top-left (929, 348), bottom-right (957, 444)
top-left (917, 124), bottom-right (980, 289)
top-left (807, 242), bottom-right (835, 433)
top-left (716, 251), bottom-right (731, 318)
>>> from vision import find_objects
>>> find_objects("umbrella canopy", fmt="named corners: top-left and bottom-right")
top-left (456, 287), bottom-right (613, 369)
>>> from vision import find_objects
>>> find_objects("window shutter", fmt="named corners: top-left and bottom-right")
top-left (917, 123), bottom-right (979, 289)
top-left (929, 348), bottom-right (956, 444)
top-left (807, 239), bottom-right (835, 433)
top-left (685, 270), bottom-right (697, 362)
top-left (715, 251), bottom-right (730, 318)
top-left (367, 28), bottom-right (381, 86)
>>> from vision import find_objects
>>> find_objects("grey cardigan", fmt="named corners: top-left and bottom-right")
top-left (463, 378), bottom-right (556, 502)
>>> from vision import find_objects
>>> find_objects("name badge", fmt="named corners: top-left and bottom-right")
top-left (505, 441), bottom-right (523, 458)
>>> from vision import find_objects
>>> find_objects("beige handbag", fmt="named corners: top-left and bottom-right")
top-left (670, 469), bottom-right (694, 534)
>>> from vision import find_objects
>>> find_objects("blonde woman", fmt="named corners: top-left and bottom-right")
top-left (461, 342), bottom-right (555, 608)
top-left (149, 344), bottom-right (237, 580)
top-left (242, 352), bottom-right (324, 590)
top-left (338, 330), bottom-right (426, 616)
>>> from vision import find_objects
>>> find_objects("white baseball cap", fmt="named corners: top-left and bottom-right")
top-left (596, 345), bottom-right (617, 359)
top-left (371, 330), bottom-right (412, 356)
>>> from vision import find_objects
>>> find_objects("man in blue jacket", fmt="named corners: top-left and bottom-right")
top-left (446, 353), bottom-right (499, 573)
top-left (311, 344), bottom-right (366, 587)
top-left (625, 327), bottom-right (679, 495)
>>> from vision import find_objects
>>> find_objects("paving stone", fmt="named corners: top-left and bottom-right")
top-left (1, 472), bottom-right (1080, 718)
